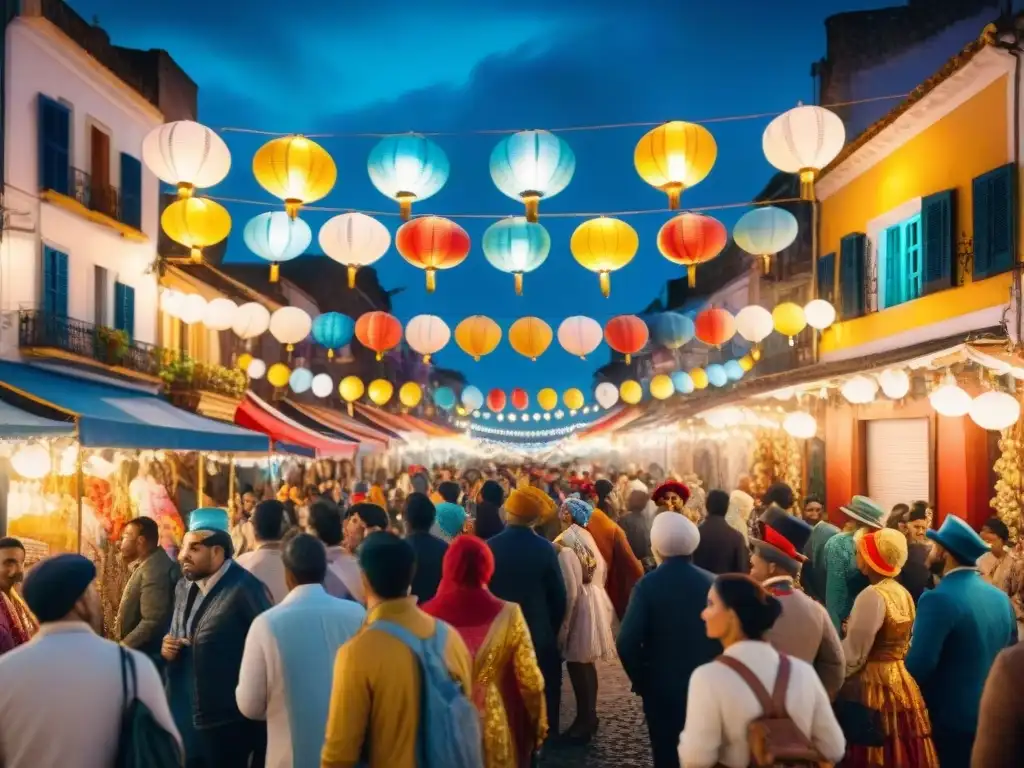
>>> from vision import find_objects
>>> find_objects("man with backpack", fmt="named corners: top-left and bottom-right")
top-left (321, 531), bottom-right (478, 768)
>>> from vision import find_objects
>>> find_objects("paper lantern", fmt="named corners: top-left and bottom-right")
top-left (461, 385), bottom-right (484, 411)
top-left (267, 363), bottom-right (290, 388)
top-left (355, 311), bottom-right (403, 360)
top-left (368, 379), bottom-right (394, 406)
top-left (804, 299), bottom-right (837, 331)
top-left (650, 374), bottom-right (675, 400)
top-left (970, 391), bottom-right (1021, 430)
top-left (11, 443), bottom-right (51, 479)
top-left (557, 316), bottom-right (603, 359)
top-left (367, 134), bottom-right (449, 220)
top-left (571, 217), bottom-right (639, 298)
top-left (482, 217), bottom-right (550, 295)
top-left (311, 373), bottom-right (333, 398)
top-left (395, 216), bottom-right (471, 292)
top-left (319, 213), bottom-right (391, 288)
top-left (270, 307), bottom-right (312, 350)
top-left (690, 368), bottom-right (709, 390)
top-left (232, 302), bottom-right (271, 340)
top-left (405, 314), bottom-right (450, 362)
top-left (252, 135), bottom-right (336, 217)
top-left (695, 307), bottom-right (736, 347)
top-left (537, 388), bottom-right (559, 411)
top-left (657, 213), bottom-right (727, 287)
top-left (671, 371), bottom-right (695, 394)
top-left (509, 317), bottom-right (553, 361)
top-left (563, 388), bottom-right (585, 410)
top-left (772, 302), bottom-right (807, 345)
top-left (929, 373), bottom-right (971, 417)
top-left (178, 294), bottom-right (207, 325)
top-left (706, 364), bottom-right (728, 388)
top-left (455, 316), bottom-right (502, 361)
top-left (160, 289), bottom-right (183, 318)
top-left (399, 381), bottom-right (423, 408)
top-left (595, 382), bottom-right (619, 409)
top-left (237, 353), bottom-right (253, 372)
top-left (783, 412), bottom-right (817, 439)
top-left (879, 368), bottom-right (910, 399)
top-left (489, 129), bottom-right (575, 221)
top-left (634, 121), bottom-right (717, 209)
top-left (247, 358), bottom-right (267, 380)
top-left (510, 388), bottom-right (529, 411)
top-left (648, 312), bottom-right (695, 350)
top-left (243, 211), bottom-right (312, 282)
top-left (604, 315), bottom-right (649, 364)
top-left (733, 206), bottom-right (799, 274)
top-left (619, 380), bottom-right (642, 405)
top-left (203, 298), bottom-right (237, 331)
top-left (289, 367), bottom-right (313, 394)
top-left (763, 105), bottom-right (846, 200)
top-left (738, 355), bottom-right (755, 372)
top-left (735, 305), bottom-right (773, 345)
top-left (433, 386), bottom-right (457, 411)
top-left (161, 197), bottom-right (231, 263)
top-left (842, 375), bottom-right (878, 405)
top-left (339, 376), bottom-right (365, 414)
top-left (312, 312), bottom-right (355, 359)
top-left (486, 388), bottom-right (506, 413)
top-left (142, 120), bottom-right (230, 197)
top-left (724, 360), bottom-right (745, 381)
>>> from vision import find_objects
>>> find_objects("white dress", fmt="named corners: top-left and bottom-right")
top-left (556, 524), bottom-right (618, 664)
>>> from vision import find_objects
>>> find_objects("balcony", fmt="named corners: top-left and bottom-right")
top-left (70, 167), bottom-right (121, 222)
top-left (40, 166), bottom-right (144, 241)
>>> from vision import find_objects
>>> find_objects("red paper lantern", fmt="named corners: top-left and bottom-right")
top-left (657, 213), bottom-right (727, 288)
top-left (486, 388), bottom-right (507, 413)
top-left (395, 215), bottom-right (471, 293)
top-left (695, 307), bottom-right (736, 347)
top-left (510, 388), bottom-right (529, 411)
top-left (604, 314), bottom-right (649, 364)
top-left (355, 311), bottom-right (403, 360)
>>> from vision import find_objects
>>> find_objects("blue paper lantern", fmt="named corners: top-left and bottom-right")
top-left (311, 312), bottom-right (354, 359)
top-left (289, 367), bottom-right (314, 394)
top-left (648, 312), bottom-right (696, 350)
top-left (461, 385), bottom-right (484, 411)
top-left (489, 130), bottom-right (575, 221)
top-left (671, 371), bottom-right (695, 394)
top-left (706, 364), bottom-right (728, 388)
top-left (243, 211), bottom-right (312, 283)
top-left (367, 134), bottom-right (450, 220)
top-left (481, 217), bottom-right (551, 295)
top-left (434, 386), bottom-right (456, 411)
top-left (724, 360), bottom-right (744, 381)
top-left (733, 206), bottom-right (799, 274)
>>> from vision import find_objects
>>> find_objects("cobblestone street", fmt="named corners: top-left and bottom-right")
top-left (539, 659), bottom-right (653, 768)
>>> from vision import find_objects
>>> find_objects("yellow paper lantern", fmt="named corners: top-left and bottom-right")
top-left (253, 135), bottom-right (337, 218)
top-left (772, 302), bottom-right (808, 345)
top-left (537, 387), bottom-right (558, 411)
top-left (738, 355), bottom-right (754, 372)
top-left (508, 317), bottom-right (553, 361)
top-left (455, 315), bottom-right (502, 361)
top-left (563, 388), bottom-right (585, 410)
top-left (267, 362), bottom-right (290, 388)
top-left (399, 381), bottom-right (423, 408)
top-left (634, 121), bottom-right (718, 209)
top-left (650, 374), bottom-right (675, 400)
top-left (620, 379), bottom-right (643, 405)
top-left (237, 353), bottom-right (253, 372)
top-left (690, 368), bottom-right (709, 390)
top-left (161, 197), bottom-right (231, 263)
top-left (339, 375), bottom-right (365, 415)
top-left (368, 379), bottom-right (394, 406)
top-left (570, 217), bottom-right (639, 298)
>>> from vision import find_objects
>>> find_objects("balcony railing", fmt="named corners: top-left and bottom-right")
top-left (70, 167), bottom-right (121, 222)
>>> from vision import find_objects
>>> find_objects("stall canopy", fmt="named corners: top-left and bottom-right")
top-left (0, 400), bottom-right (75, 439)
top-left (352, 403), bottom-right (461, 438)
top-left (279, 400), bottom-right (392, 451)
top-left (0, 362), bottom-right (268, 451)
top-left (235, 392), bottom-right (358, 458)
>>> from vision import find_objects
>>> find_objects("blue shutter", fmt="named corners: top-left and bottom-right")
top-left (839, 233), bottom-right (866, 319)
top-left (884, 224), bottom-right (902, 308)
top-left (922, 189), bottom-right (956, 294)
top-left (42, 247), bottom-right (69, 317)
top-left (119, 153), bottom-right (142, 230)
top-left (114, 282), bottom-right (135, 339)
top-left (816, 252), bottom-right (836, 304)
top-left (114, 282), bottom-right (124, 331)
top-left (973, 164), bottom-right (1016, 280)
top-left (37, 95), bottom-right (70, 195)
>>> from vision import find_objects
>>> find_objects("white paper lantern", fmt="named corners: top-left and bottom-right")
top-left (178, 293), bottom-right (208, 325)
top-left (232, 302), bottom-right (271, 340)
top-left (804, 299), bottom-right (837, 331)
top-left (246, 358), bottom-right (267, 380)
top-left (311, 373), bottom-right (333, 398)
top-left (929, 374), bottom-right (971, 417)
top-left (202, 297), bottom-right (238, 331)
top-left (319, 213), bottom-right (392, 288)
top-left (558, 316), bottom-right (604, 359)
top-left (11, 443), bottom-right (51, 479)
top-left (878, 368), bottom-right (910, 400)
top-left (269, 307), bottom-right (312, 348)
top-left (142, 120), bottom-right (231, 196)
top-left (783, 411), bottom-right (817, 439)
top-left (969, 391), bottom-right (1021, 430)
top-left (595, 381), bottom-right (619, 409)
top-left (763, 105), bottom-right (845, 199)
top-left (735, 305), bottom-right (774, 344)
top-left (289, 367), bottom-right (314, 394)
top-left (404, 314), bottom-right (451, 362)
top-left (841, 375), bottom-right (878, 404)
top-left (160, 289), bottom-right (183, 318)
top-left (703, 407), bottom-right (743, 429)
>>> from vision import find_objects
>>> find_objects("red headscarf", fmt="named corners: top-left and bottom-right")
top-left (422, 536), bottom-right (504, 635)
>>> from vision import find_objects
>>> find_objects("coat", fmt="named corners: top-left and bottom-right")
top-left (618, 512), bottom-right (652, 569)
top-left (971, 642), bottom-right (1024, 768)
top-left (802, 521), bottom-right (839, 604)
top-left (897, 541), bottom-right (934, 603)
top-left (693, 515), bottom-right (750, 576)
top-left (905, 568), bottom-right (1018, 734)
top-left (115, 547), bottom-right (180, 659)
top-left (587, 507), bottom-right (643, 619)
top-left (407, 531), bottom-right (448, 604)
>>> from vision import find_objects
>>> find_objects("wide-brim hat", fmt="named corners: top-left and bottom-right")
top-left (926, 514), bottom-right (990, 565)
top-left (652, 480), bottom-right (691, 505)
top-left (839, 496), bottom-right (885, 529)
top-left (857, 529), bottom-right (908, 578)
top-left (751, 505), bottom-right (813, 571)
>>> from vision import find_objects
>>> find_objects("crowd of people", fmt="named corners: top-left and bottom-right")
top-left (0, 461), bottom-right (1021, 768)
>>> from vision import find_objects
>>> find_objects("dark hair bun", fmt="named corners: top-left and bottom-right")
top-left (715, 574), bottom-right (783, 640)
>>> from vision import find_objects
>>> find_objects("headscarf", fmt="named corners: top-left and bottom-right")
top-left (726, 490), bottom-right (756, 544)
top-left (421, 536), bottom-right (504, 629)
top-left (651, 512), bottom-right (700, 558)
top-left (434, 502), bottom-right (467, 541)
top-left (562, 497), bottom-right (593, 527)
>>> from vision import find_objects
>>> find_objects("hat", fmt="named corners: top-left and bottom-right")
top-left (188, 507), bottom-right (230, 533)
top-left (839, 496), bottom-right (885, 530)
top-left (858, 529), bottom-right (909, 577)
top-left (651, 512), bottom-right (700, 557)
top-left (751, 505), bottom-right (813, 573)
top-left (652, 480), bottom-right (691, 506)
top-left (435, 502), bottom-right (467, 539)
top-left (927, 514), bottom-right (990, 565)
top-left (628, 478), bottom-right (650, 494)
top-left (562, 497), bottom-right (593, 527)
top-left (505, 486), bottom-right (552, 524)
top-left (22, 554), bottom-right (96, 623)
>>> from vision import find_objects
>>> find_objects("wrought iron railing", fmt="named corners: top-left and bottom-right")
top-left (70, 167), bottom-right (121, 222)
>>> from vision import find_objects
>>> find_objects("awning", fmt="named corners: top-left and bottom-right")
top-left (352, 403), bottom-right (459, 438)
top-left (235, 392), bottom-right (358, 458)
top-left (0, 400), bottom-right (75, 439)
top-left (280, 400), bottom-right (392, 451)
top-left (0, 362), bottom-right (268, 451)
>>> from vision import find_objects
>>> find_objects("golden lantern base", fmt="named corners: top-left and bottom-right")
top-left (176, 182), bottom-right (195, 199)
top-left (270, 263), bottom-right (280, 283)
top-left (761, 254), bottom-right (772, 275)
top-left (752, 347), bottom-right (762, 361)
top-left (328, 349), bottom-right (335, 359)
top-left (347, 265), bottom-right (357, 288)
top-left (426, 268), bottom-right (437, 293)
top-left (190, 247), bottom-right (202, 264)
top-left (599, 271), bottom-right (611, 298)
top-left (625, 354), bottom-right (632, 364)
top-left (523, 193), bottom-right (540, 223)
top-left (376, 352), bottom-right (384, 361)
top-left (347, 402), bottom-right (354, 416)
top-left (398, 194), bottom-right (414, 222)
top-left (285, 199), bottom-right (302, 219)
top-left (423, 354), bottom-right (431, 363)
top-left (799, 169), bottom-right (817, 202)
top-left (665, 182), bottom-right (684, 210)
top-left (514, 272), bottom-right (524, 296)
top-left (687, 267), bottom-right (696, 288)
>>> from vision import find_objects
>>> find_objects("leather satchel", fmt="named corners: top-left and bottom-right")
top-left (716, 654), bottom-right (833, 768)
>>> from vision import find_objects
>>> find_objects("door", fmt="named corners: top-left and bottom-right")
top-left (866, 418), bottom-right (931, 516)
top-left (90, 126), bottom-right (112, 216)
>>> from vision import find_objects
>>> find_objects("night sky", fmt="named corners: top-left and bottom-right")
top-left (75, 0), bottom-right (896, 401)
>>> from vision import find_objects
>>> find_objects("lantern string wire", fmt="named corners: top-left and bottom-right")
top-left (214, 94), bottom-right (908, 138)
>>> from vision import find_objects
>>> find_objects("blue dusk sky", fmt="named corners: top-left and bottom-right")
top-left (74, 0), bottom-right (895, 399)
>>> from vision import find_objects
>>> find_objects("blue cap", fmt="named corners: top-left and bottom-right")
top-left (926, 514), bottom-right (990, 565)
top-left (435, 502), bottom-right (467, 539)
top-left (188, 507), bottom-right (230, 533)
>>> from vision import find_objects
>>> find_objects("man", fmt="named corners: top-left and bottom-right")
top-left (898, 503), bottom-right (934, 603)
top-left (237, 499), bottom-right (289, 604)
top-left (904, 501), bottom-right (930, 544)
top-left (802, 495), bottom-right (824, 525)
top-left (437, 480), bottom-right (461, 505)
top-left (972, 641), bottom-right (1024, 768)
top-left (321, 532), bottom-right (473, 767)
top-left (164, 508), bottom-right (273, 768)
top-left (0, 554), bottom-right (180, 767)
top-left (588, 488), bottom-right (645, 621)
top-left (473, 479), bottom-right (505, 540)
top-left (115, 516), bottom-right (180, 662)
top-left (618, 513), bottom-right (720, 768)
top-left (692, 489), bottom-right (749, 575)
top-left (762, 482), bottom-right (794, 513)
top-left (749, 507), bottom-right (844, 698)
top-left (404, 492), bottom-right (448, 603)
top-left (907, 514), bottom-right (1017, 768)
top-left (823, 495), bottom-right (884, 631)
top-left (349, 481), bottom-right (369, 505)
top-left (308, 499), bottom-right (363, 602)
top-left (343, 502), bottom-right (389, 555)
top-left (0, 537), bottom-right (36, 655)
top-left (237, 533), bottom-right (365, 768)
top-left (231, 487), bottom-right (258, 557)
top-left (651, 479), bottom-right (688, 515)
top-left (488, 486), bottom-right (568, 739)
top-left (619, 488), bottom-right (653, 571)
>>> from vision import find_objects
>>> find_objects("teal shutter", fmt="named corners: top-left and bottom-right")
top-left (114, 282), bottom-right (124, 330)
top-left (884, 225), bottom-right (902, 308)
top-left (119, 153), bottom-right (142, 230)
top-left (42, 247), bottom-right (69, 317)
top-left (113, 282), bottom-right (135, 338)
top-left (973, 164), bottom-right (1016, 280)
top-left (37, 95), bottom-right (70, 195)
top-left (816, 252), bottom-right (836, 303)
top-left (922, 189), bottom-right (956, 294)
top-left (839, 233), bottom-right (866, 319)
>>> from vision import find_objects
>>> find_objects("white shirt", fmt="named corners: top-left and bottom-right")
top-left (197, 557), bottom-right (232, 595)
top-left (678, 640), bottom-right (846, 768)
top-left (326, 546), bottom-right (365, 605)
top-left (236, 545), bottom-right (288, 604)
top-left (0, 622), bottom-right (182, 768)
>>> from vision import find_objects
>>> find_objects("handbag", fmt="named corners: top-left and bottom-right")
top-left (115, 647), bottom-right (185, 768)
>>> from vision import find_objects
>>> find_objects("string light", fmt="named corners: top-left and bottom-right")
top-left (469, 420), bottom-right (596, 439)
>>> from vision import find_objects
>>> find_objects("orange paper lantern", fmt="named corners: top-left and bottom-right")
top-left (395, 215), bottom-right (471, 293)
top-left (604, 315), bottom-right (649, 364)
top-left (355, 311), bottom-right (403, 360)
top-left (694, 307), bottom-right (736, 347)
top-left (486, 388), bottom-right (507, 413)
top-left (657, 213), bottom-right (727, 288)
top-left (510, 388), bottom-right (529, 411)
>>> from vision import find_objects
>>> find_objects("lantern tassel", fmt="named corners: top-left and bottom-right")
top-left (514, 272), bottom-right (523, 296)
top-left (376, 352), bottom-right (383, 361)
top-left (285, 199), bottom-right (302, 219)
top-left (666, 183), bottom-right (684, 210)
top-left (625, 353), bottom-right (632, 364)
top-left (687, 267), bottom-right (696, 288)
top-left (799, 169), bottom-right (816, 202)
top-left (270, 263), bottom-right (280, 283)
top-left (761, 254), bottom-right (772, 275)
top-left (752, 346), bottom-right (762, 361)
top-left (347, 402), bottom-right (354, 416)
top-left (347, 265), bottom-right (357, 289)
top-left (426, 269), bottom-right (436, 293)
top-left (190, 247), bottom-right (202, 264)
top-left (599, 271), bottom-right (611, 298)
top-left (328, 349), bottom-right (334, 360)
top-left (176, 182), bottom-right (194, 199)
top-left (423, 354), bottom-right (431, 363)
top-left (523, 194), bottom-right (540, 223)
top-left (398, 196), bottom-right (413, 222)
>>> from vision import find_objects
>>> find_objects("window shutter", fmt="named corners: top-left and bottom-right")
top-left (43, 247), bottom-right (69, 317)
top-left (884, 225), bottom-right (902, 308)
top-left (974, 164), bottom-right (1017, 280)
top-left (114, 282), bottom-right (124, 331)
top-left (816, 252), bottom-right (836, 304)
top-left (37, 95), bottom-right (70, 195)
top-left (840, 233), bottom-right (866, 319)
top-left (113, 282), bottom-right (135, 338)
top-left (55, 250), bottom-right (69, 317)
top-left (119, 153), bottom-right (142, 230)
top-left (922, 189), bottom-right (956, 294)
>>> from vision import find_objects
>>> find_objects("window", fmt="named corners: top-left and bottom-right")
top-left (120, 153), bottom-right (142, 230)
top-left (114, 282), bottom-right (135, 339)
top-left (94, 266), bottom-right (108, 326)
top-left (38, 95), bottom-right (70, 195)
top-left (42, 247), bottom-right (69, 317)
top-left (881, 214), bottom-right (922, 309)
top-left (974, 164), bottom-right (1017, 280)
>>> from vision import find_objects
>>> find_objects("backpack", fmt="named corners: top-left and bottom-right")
top-left (374, 619), bottom-right (484, 768)
top-left (115, 647), bottom-right (185, 768)
top-left (716, 654), bottom-right (832, 768)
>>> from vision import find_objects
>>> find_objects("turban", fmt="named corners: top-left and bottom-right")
top-left (435, 502), bottom-right (467, 540)
top-left (23, 554), bottom-right (96, 623)
top-left (652, 480), bottom-right (691, 506)
top-left (562, 497), bottom-right (593, 527)
top-left (189, 507), bottom-right (230, 533)
top-left (506, 486), bottom-right (554, 524)
top-left (651, 512), bottom-right (700, 558)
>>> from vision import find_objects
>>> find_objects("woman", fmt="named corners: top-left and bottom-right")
top-left (725, 489), bottom-right (754, 546)
top-left (679, 574), bottom-right (845, 768)
top-left (422, 536), bottom-right (548, 768)
top-left (840, 528), bottom-right (938, 767)
top-left (554, 497), bottom-right (617, 743)
top-left (978, 517), bottom-right (1024, 636)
